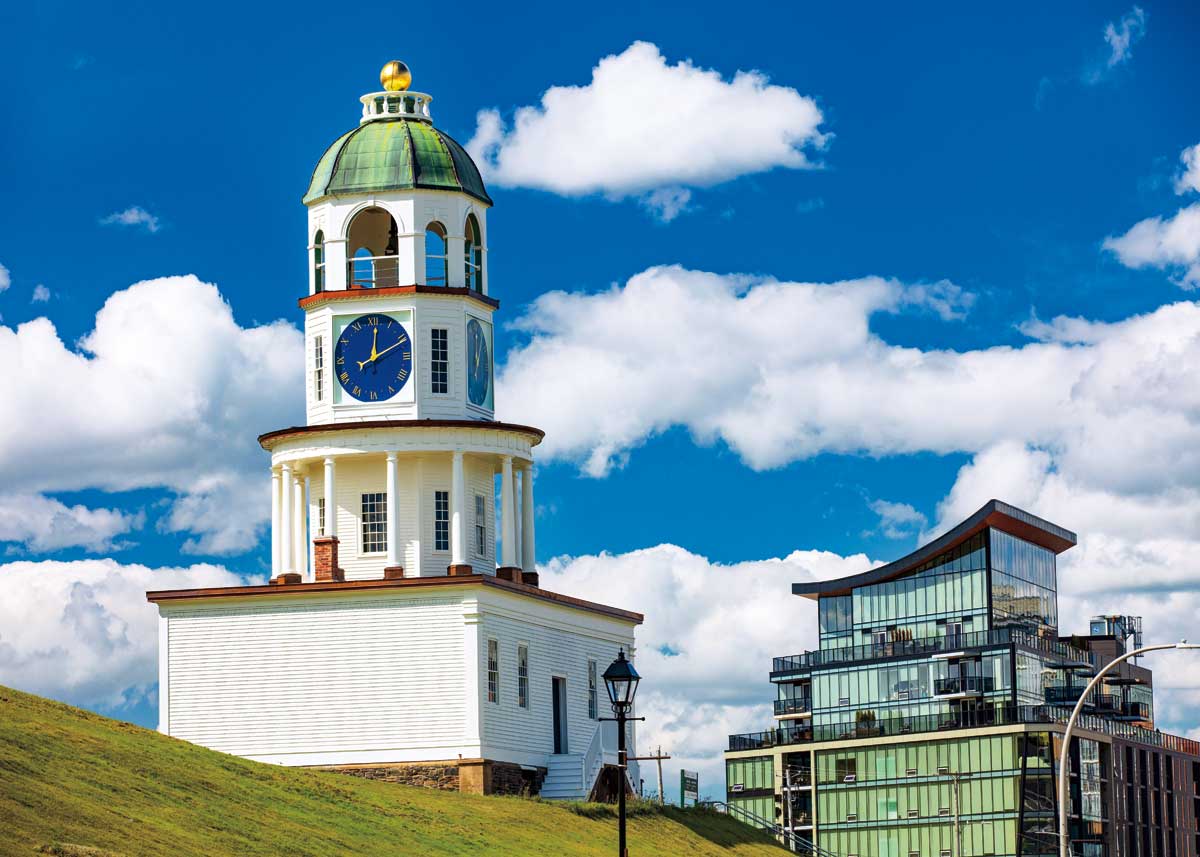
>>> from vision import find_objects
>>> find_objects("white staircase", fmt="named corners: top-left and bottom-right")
top-left (540, 753), bottom-right (589, 800)
top-left (540, 721), bottom-right (633, 801)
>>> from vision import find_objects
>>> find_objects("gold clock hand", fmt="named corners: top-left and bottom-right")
top-left (370, 328), bottom-right (379, 361)
top-left (372, 339), bottom-right (404, 361)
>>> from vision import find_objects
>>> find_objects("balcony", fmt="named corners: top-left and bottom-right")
top-left (1044, 686), bottom-right (1085, 706)
top-left (1116, 701), bottom-right (1152, 721)
top-left (933, 675), bottom-right (993, 698)
top-left (347, 255), bottom-right (400, 289)
top-left (728, 704), bottom-right (1196, 753)
top-left (770, 627), bottom-right (1092, 677)
top-left (774, 698), bottom-right (813, 719)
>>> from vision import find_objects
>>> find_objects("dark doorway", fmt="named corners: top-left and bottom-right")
top-left (552, 676), bottom-right (568, 754)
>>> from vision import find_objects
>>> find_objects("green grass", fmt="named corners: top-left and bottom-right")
top-left (0, 686), bottom-right (781, 856)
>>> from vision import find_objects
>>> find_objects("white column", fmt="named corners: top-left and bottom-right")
top-left (301, 473), bottom-right (311, 580)
top-left (280, 463), bottom-right (293, 573)
top-left (521, 465), bottom-right (536, 572)
top-left (412, 457), bottom-right (424, 576)
top-left (500, 455), bottom-right (516, 568)
top-left (386, 452), bottom-right (399, 568)
top-left (294, 472), bottom-right (307, 580)
top-left (451, 451), bottom-right (466, 567)
top-left (270, 467), bottom-right (281, 574)
top-left (323, 457), bottom-right (335, 537)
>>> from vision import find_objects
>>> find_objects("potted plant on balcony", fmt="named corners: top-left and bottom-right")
top-left (855, 709), bottom-right (880, 737)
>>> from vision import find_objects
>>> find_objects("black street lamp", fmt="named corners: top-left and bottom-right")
top-left (602, 649), bottom-right (642, 857)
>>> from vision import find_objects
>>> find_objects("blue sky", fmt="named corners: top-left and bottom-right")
top-left (2, 0), bottom-right (1200, 791)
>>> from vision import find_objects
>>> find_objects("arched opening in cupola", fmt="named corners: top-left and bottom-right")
top-left (464, 213), bottom-right (483, 292)
top-left (346, 206), bottom-right (399, 289)
top-left (312, 230), bottom-right (325, 293)
top-left (425, 222), bottom-right (448, 286)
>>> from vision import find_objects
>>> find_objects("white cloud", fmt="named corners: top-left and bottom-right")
top-left (0, 558), bottom-right (246, 709)
top-left (870, 499), bottom-right (927, 540)
top-left (540, 544), bottom-right (874, 789)
top-left (31, 284), bottom-right (49, 303)
top-left (467, 42), bottom-right (828, 215)
top-left (1103, 6), bottom-right (1146, 69)
top-left (1105, 143), bottom-right (1200, 289)
top-left (640, 187), bottom-right (693, 223)
top-left (1176, 143), bottom-right (1200, 195)
top-left (0, 275), bottom-right (303, 554)
top-left (0, 494), bottom-right (142, 553)
top-left (0, 263), bottom-right (9, 292)
top-left (100, 206), bottom-right (161, 233)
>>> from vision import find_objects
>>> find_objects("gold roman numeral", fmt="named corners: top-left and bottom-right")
top-left (339, 371), bottom-right (350, 383)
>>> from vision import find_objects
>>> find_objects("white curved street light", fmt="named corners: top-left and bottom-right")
top-left (1057, 641), bottom-right (1200, 857)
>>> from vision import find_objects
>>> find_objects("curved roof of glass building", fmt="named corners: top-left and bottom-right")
top-left (792, 499), bottom-right (1077, 600)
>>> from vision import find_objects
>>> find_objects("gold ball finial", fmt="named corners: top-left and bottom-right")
top-left (380, 60), bottom-right (412, 92)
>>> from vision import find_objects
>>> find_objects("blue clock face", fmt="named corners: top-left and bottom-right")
top-left (467, 318), bottom-right (491, 407)
top-left (334, 314), bottom-right (412, 403)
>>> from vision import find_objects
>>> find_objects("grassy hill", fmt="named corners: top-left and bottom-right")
top-left (0, 687), bottom-right (780, 856)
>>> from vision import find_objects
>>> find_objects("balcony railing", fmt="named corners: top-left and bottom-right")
top-left (771, 627), bottom-right (1095, 676)
top-left (775, 698), bottom-right (813, 717)
top-left (347, 255), bottom-right (400, 289)
top-left (729, 704), bottom-right (1195, 754)
top-left (933, 675), bottom-right (994, 696)
top-left (1117, 701), bottom-right (1151, 720)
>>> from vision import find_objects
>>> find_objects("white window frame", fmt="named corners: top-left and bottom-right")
top-left (474, 494), bottom-right (486, 557)
top-left (517, 643), bottom-right (529, 709)
top-left (434, 490), bottom-right (449, 552)
top-left (430, 327), bottom-right (449, 395)
top-left (317, 497), bottom-right (326, 537)
top-left (361, 492), bottom-right (387, 554)
top-left (313, 335), bottom-right (325, 402)
top-left (487, 638), bottom-right (499, 704)
top-left (588, 659), bottom-right (598, 720)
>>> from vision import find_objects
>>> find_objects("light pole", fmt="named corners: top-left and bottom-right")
top-left (602, 649), bottom-right (642, 857)
top-left (1057, 641), bottom-right (1200, 857)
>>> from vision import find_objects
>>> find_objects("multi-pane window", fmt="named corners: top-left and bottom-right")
top-left (431, 328), bottom-right (448, 394)
top-left (317, 497), bottom-right (326, 537)
top-left (518, 644), bottom-right (529, 708)
top-left (487, 639), bottom-right (499, 703)
top-left (361, 492), bottom-right (387, 553)
top-left (434, 490), bottom-right (449, 552)
top-left (313, 335), bottom-right (325, 402)
top-left (475, 494), bottom-right (486, 556)
top-left (588, 660), bottom-right (599, 720)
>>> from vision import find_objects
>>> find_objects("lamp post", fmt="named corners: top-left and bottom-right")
top-left (603, 649), bottom-right (642, 857)
top-left (1057, 641), bottom-right (1200, 857)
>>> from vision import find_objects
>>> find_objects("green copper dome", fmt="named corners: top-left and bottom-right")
top-left (304, 118), bottom-right (492, 206)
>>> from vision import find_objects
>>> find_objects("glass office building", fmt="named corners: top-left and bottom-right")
top-left (726, 501), bottom-right (1200, 857)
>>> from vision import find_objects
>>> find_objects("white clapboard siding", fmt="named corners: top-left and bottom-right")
top-left (166, 594), bottom-right (467, 760)
top-left (477, 593), bottom-right (637, 765)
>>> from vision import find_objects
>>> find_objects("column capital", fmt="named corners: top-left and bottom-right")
top-left (323, 455), bottom-right (336, 465)
top-left (386, 451), bottom-right (398, 462)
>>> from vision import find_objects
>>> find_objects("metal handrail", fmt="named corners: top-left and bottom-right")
top-left (775, 698), bottom-right (814, 716)
top-left (347, 255), bottom-right (400, 289)
top-left (700, 799), bottom-right (838, 857)
top-left (729, 704), bottom-right (1198, 754)
top-left (772, 627), bottom-right (1096, 675)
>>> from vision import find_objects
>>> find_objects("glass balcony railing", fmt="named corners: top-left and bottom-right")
top-left (933, 675), bottom-right (994, 696)
top-left (728, 704), bottom-right (1193, 753)
top-left (771, 627), bottom-right (1094, 675)
top-left (774, 698), bottom-right (813, 717)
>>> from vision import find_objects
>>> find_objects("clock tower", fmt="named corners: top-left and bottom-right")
top-left (259, 62), bottom-right (541, 583)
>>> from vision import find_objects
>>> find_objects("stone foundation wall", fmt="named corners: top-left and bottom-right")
top-left (317, 759), bottom-right (547, 797)
top-left (318, 761), bottom-right (461, 791)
